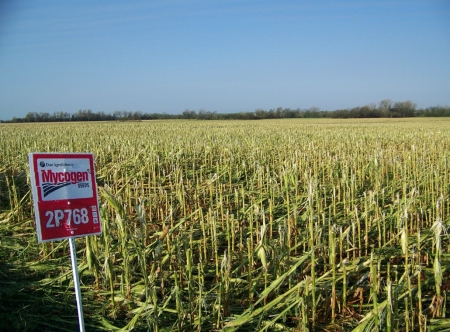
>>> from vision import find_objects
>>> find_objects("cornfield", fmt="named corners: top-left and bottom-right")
top-left (1, 118), bottom-right (449, 331)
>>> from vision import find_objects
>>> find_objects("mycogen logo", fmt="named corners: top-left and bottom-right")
top-left (40, 169), bottom-right (89, 197)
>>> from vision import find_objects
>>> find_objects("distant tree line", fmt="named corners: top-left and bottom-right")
top-left (3, 100), bottom-right (450, 123)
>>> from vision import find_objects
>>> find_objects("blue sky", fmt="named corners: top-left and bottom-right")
top-left (0, 0), bottom-right (449, 120)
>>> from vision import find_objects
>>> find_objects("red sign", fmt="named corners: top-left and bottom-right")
top-left (29, 153), bottom-right (102, 242)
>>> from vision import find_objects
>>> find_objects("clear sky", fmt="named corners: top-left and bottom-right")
top-left (0, 0), bottom-right (449, 120)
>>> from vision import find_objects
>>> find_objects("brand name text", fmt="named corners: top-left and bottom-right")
top-left (41, 170), bottom-right (89, 185)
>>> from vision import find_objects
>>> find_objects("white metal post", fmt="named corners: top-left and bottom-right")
top-left (69, 237), bottom-right (85, 332)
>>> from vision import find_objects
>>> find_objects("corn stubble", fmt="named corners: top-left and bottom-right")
top-left (0, 118), bottom-right (449, 331)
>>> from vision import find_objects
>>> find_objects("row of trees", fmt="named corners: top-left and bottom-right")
top-left (9, 109), bottom-right (177, 123)
top-left (3, 100), bottom-right (450, 123)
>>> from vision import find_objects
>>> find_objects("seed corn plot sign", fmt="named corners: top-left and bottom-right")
top-left (29, 153), bottom-right (102, 242)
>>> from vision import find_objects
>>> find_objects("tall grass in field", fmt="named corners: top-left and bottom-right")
top-left (0, 118), bottom-right (449, 331)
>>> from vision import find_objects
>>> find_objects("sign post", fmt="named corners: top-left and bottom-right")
top-left (69, 236), bottom-right (85, 331)
top-left (29, 153), bottom-right (102, 332)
